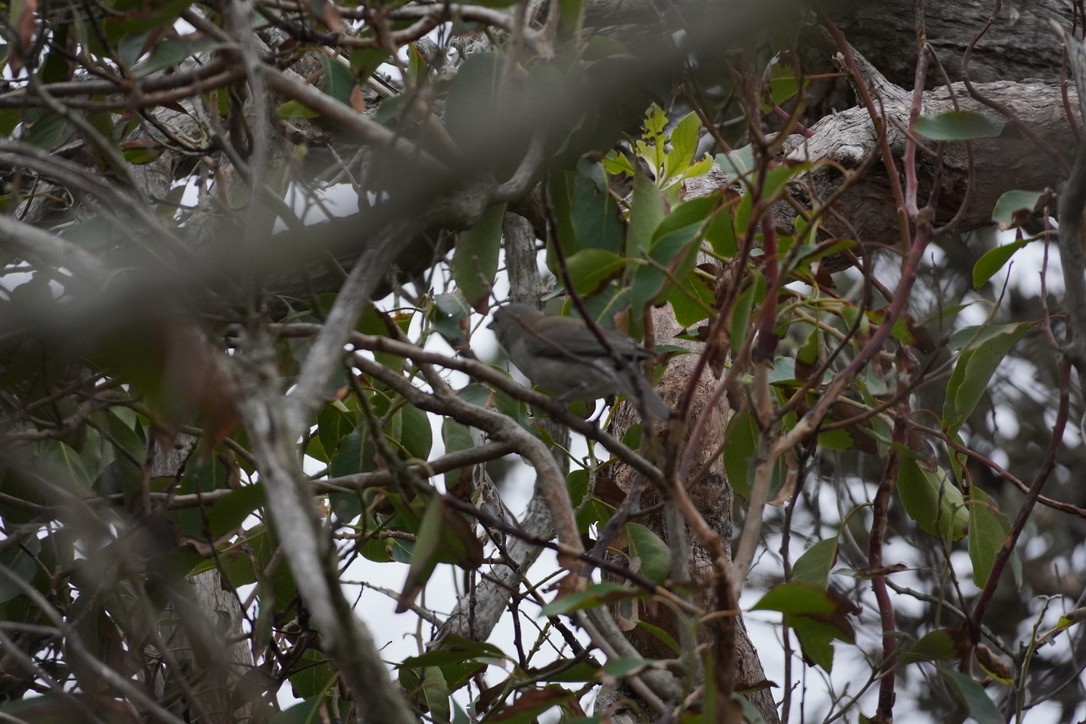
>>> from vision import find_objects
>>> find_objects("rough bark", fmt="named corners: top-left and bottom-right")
top-left (780, 78), bottom-right (1076, 250)
top-left (150, 438), bottom-right (254, 724)
top-left (598, 307), bottom-right (779, 722)
top-left (830, 0), bottom-right (1072, 87)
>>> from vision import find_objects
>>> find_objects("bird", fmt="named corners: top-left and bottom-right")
top-left (488, 303), bottom-right (670, 419)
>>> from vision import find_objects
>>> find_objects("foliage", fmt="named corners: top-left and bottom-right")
top-left (0, 1), bottom-right (1085, 723)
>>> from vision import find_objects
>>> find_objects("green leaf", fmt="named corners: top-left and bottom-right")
top-left (134, 38), bottom-right (216, 77)
top-left (287, 650), bottom-right (336, 698)
top-left (760, 162), bottom-right (811, 201)
top-left (967, 485), bottom-right (1009, 588)
top-left (539, 581), bottom-right (639, 616)
top-left (896, 455), bottom-right (967, 542)
top-left (272, 697), bottom-right (338, 724)
top-left (765, 62), bottom-right (803, 108)
top-left (752, 582), bottom-right (842, 616)
top-left (790, 617), bottom-right (841, 671)
top-left (570, 162), bottom-right (624, 254)
top-left (393, 404), bottom-right (433, 461)
top-left (26, 110), bottom-right (73, 151)
top-left (972, 237), bottom-right (1031, 288)
top-left (558, 0), bottom-right (587, 35)
top-left (730, 275), bottom-right (764, 356)
top-left (207, 484), bottom-right (265, 539)
top-left (752, 582), bottom-right (857, 673)
top-left (348, 47), bottom-right (390, 82)
top-left (316, 404), bottom-right (356, 463)
top-left (431, 292), bottom-right (472, 348)
top-left (791, 538), bottom-right (838, 586)
top-left (319, 55), bottom-right (359, 106)
top-left (454, 203), bottom-right (505, 310)
top-left (630, 195), bottom-right (716, 314)
top-left (565, 248), bottom-right (626, 296)
top-left (444, 53), bottom-right (503, 156)
top-left (330, 427), bottom-right (376, 477)
top-left (943, 322), bottom-right (1032, 434)
top-left (441, 418), bottom-right (474, 492)
top-left (938, 669), bottom-right (1003, 724)
top-left (39, 440), bottom-right (91, 490)
top-left (899, 628), bottom-right (970, 666)
top-left (715, 146), bottom-right (755, 178)
top-left (991, 189), bottom-right (1047, 228)
top-left (626, 523), bottom-right (670, 583)
top-left (396, 497), bottom-right (445, 612)
top-left (723, 409), bottom-right (757, 499)
top-left (276, 100), bottom-right (320, 120)
top-left (0, 537), bottom-right (39, 604)
top-left (603, 657), bottom-right (652, 677)
top-left (402, 636), bottom-right (506, 669)
top-left (395, 501), bottom-right (480, 616)
top-left (422, 667), bottom-right (451, 724)
top-left (662, 111), bottom-right (701, 182)
top-left (914, 111), bottom-right (1003, 141)
top-left (627, 172), bottom-right (665, 258)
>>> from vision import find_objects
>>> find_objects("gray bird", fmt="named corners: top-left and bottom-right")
top-left (488, 303), bottom-right (670, 419)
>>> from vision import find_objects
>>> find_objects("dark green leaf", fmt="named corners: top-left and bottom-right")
top-left (288, 650), bottom-right (336, 698)
top-left (0, 537), bottom-right (39, 604)
top-left (26, 110), bottom-right (73, 151)
top-left (396, 497), bottom-right (483, 613)
top-left (915, 111), bottom-right (1003, 141)
top-left (896, 455), bottom-right (967, 541)
top-left (444, 53), bottom-right (503, 155)
top-left (627, 172), bottom-right (665, 259)
top-left (938, 669), bottom-right (1003, 724)
top-left (943, 323), bottom-right (1032, 434)
top-left (431, 292), bottom-right (472, 347)
top-left (723, 409), bottom-right (757, 499)
top-left (967, 485), bottom-right (1008, 588)
top-left (454, 203), bottom-right (505, 310)
top-left (316, 404), bottom-right (356, 462)
top-left (630, 196), bottom-right (712, 313)
top-left (753, 582), bottom-right (857, 673)
top-left (565, 248), bottom-right (626, 297)
top-left (319, 55), bottom-right (359, 106)
top-left (402, 636), bottom-right (506, 668)
top-left (396, 496), bottom-right (446, 612)
top-left (603, 657), bottom-right (651, 677)
top-left (972, 237), bottom-right (1032, 288)
top-left (134, 38), bottom-right (216, 77)
top-left (348, 47), bottom-right (390, 82)
top-left (207, 485), bottom-right (265, 539)
top-left (539, 581), bottom-right (639, 616)
top-left (422, 667), bottom-right (450, 724)
top-left (790, 617), bottom-right (840, 671)
top-left (752, 582), bottom-right (842, 616)
top-left (38, 440), bottom-right (91, 490)
top-left (394, 404), bottom-right (433, 461)
top-left (899, 628), bottom-right (970, 666)
top-left (271, 697), bottom-right (335, 724)
top-left (330, 427), bottom-right (376, 477)
top-left (626, 523), bottom-right (670, 583)
top-left (729, 275), bottom-right (763, 356)
top-left (759, 162), bottom-right (811, 201)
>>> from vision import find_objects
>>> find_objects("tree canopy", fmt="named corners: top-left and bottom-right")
top-left (1, 1), bottom-right (1085, 722)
